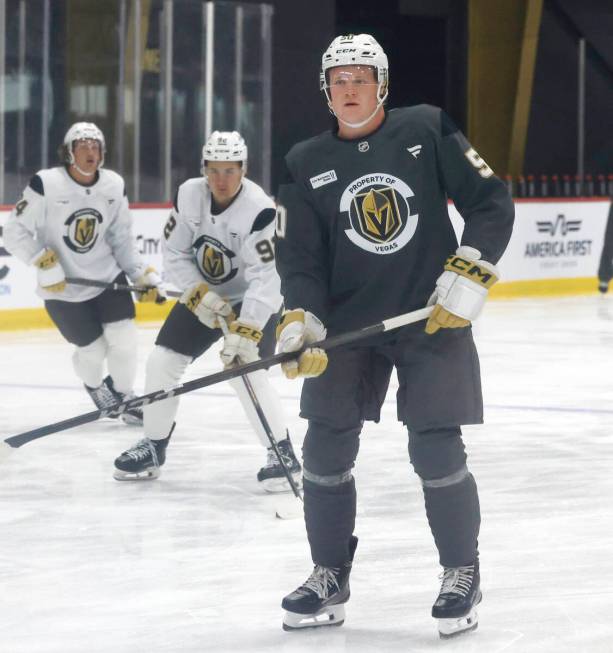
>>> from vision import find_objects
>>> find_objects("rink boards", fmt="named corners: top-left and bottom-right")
top-left (0, 199), bottom-right (610, 329)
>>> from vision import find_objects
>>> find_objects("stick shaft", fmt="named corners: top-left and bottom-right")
top-left (66, 277), bottom-right (182, 298)
top-left (219, 319), bottom-right (303, 500)
top-left (4, 305), bottom-right (432, 449)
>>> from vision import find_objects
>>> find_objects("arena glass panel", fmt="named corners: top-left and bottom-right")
top-left (0, 0), bottom-right (272, 204)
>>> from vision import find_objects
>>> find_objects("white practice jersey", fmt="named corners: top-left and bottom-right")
top-left (163, 177), bottom-right (282, 328)
top-left (4, 166), bottom-right (148, 302)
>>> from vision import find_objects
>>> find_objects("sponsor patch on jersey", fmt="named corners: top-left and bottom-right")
top-left (310, 170), bottom-right (337, 189)
top-left (193, 234), bottom-right (238, 285)
top-left (340, 173), bottom-right (419, 255)
top-left (63, 208), bottom-right (103, 253)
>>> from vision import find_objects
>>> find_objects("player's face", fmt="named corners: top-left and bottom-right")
top-left (72, 139), bottom-right (101, 175)
top-left (205, 161), bottom-right (243, 204)
top-left (327, 65), bottom-right (380, 127)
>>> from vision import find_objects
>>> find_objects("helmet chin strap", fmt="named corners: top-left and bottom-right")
top-left (71, 163), bottom-right (97, 177)
top-left (325, 84), bottom-right (388, 130)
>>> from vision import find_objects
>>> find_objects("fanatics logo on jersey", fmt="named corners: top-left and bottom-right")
top-left (193, 234), bottom-right (238, 284)
top-left (63, 208), bottom-right (103, 253)
top-left (340, 173), bottom-right (419, 255)
top-left (310, 170), bottom-right (337, 189)
top-left (407, 144), bottom-right (422, 158)
top-left (358, 141), bottom-right (369, 152)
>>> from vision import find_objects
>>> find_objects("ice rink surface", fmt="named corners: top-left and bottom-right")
top-left (1, 295), bottom-right (612, 653)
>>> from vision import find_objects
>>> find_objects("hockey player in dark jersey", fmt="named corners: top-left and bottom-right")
top-left (274, 34), bottom-right (514, 638)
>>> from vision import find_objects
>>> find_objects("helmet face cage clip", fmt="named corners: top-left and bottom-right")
top-left (200, 130), bottom-right (248, 175)
top-left (61, 122), bottom-right (106, 168)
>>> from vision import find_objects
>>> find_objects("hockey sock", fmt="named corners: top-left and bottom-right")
top-left (143, 345), bottom-right (191, 440)
top-left (303, 476), bottom-right (356, 568)
top-left (103, 319), bottom-right (138, 393)
top-left (422, 471), bottom-right (481, 567)
top-left (229, 369), bottom-right (288, 448)
top-left (72, 336), bottom-right (107, 388)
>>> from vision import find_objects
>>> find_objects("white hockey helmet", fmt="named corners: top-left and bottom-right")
top-left (62, 122), bottom-right (106, 167)
top-left (320, 33), bottom-right (389, 93)
top-left (201, 131), bottom-right (247, 172)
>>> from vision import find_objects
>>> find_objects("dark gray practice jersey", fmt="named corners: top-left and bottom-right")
top-left (275, 104), bottom-right (514, 335)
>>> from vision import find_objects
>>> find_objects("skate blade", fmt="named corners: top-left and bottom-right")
top-left (438, 607), bottom-right (479, 639)
top-left (282, 604), bottom-right (345, 631)
top-left (120, 414), bottom-right (144, 427)
top-left (260, 474), bottom-right (302, 494)
top-left (113, 467), bottom-right (160, 481)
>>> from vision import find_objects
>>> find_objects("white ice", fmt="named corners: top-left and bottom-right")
top-left (1, 295), bottom-right (612, 653)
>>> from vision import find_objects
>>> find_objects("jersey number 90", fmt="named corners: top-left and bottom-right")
top-left (255, 239), bottom-right (275, 262)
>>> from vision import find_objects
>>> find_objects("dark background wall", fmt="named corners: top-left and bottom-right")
top-left (526, 0), bottom-right (613, 177)
top-left (242, 0), bottom-right (468, 190)
top-left (258, 0), bottom-right (612, 190)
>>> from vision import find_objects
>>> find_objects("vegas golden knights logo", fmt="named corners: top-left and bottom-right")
top-left (203, 245), bottom-right (225, 278)
top-left (353, 187), bottom-right (402, 243)
top-left (74, 217), bottom-right (96, 247)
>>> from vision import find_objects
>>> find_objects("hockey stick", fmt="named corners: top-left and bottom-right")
top-left (2, 306), bottom-right (433, 450)
top-left (66, 276), bottom-right (181, 298)
top-left (219, 320), bottom-right (303, 509)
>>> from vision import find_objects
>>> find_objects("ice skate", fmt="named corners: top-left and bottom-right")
top-left (104, 376), bottom-right (143, 426)
top-left (113, 433), bottom-right (170, 480)
top-left (85, 375), bottom-right (143, 426)
top-left (257, 436), bottom-right (302, 493)
top-left (432, 560), bottom-right (482, 639)
top-left (282, 536), bottom-right (357, 631)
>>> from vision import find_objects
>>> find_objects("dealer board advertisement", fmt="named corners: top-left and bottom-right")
top-left (0, 200), bottom-right (610, 313)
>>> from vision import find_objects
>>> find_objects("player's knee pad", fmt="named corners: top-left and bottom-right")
top-left (103, 319), bottom-right (138, 351)
top-left (229, 370), bottom-right (288, 448)
top-left (72, 336), bottom-right (107, 387)
top-left (143, 346), bottom-right (191, 440)
top-left (302, 420), bottom-right (361, 476)
top-left (408, 426), bottom-right (468, 482)
top-left (145, 345), bottom-right (191, 392)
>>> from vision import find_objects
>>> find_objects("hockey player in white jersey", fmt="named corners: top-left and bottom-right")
top-left (113, 131), bottom-right (301, 491)
top-left (4, 122), bottom-right (165, 424)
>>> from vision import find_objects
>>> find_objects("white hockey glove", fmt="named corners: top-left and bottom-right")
top-left (180, 282), bottom-right (236, 329)
top-left (31, 248), bottom-right (66, 293)
top-left (425, 246), bottom-right (499, 335)
top-left (276, 309), bottom-right (328, 380)
top-left (220, 320), bottom-right (262, 367)
top-left (135, 266), bottom-right (167, 304)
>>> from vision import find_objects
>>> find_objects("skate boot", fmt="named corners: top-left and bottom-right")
top-left (598, 280), bottom-right (609, 294)
top-left (113, 427), bottom-right (173, 481)
top-left (282, 536), bottom-right (358, 631)
top-left (104, 375), bottom-right (143, 426)
top-left (85, 377), bottom-right (121, 416)
top-left (257, 435), bottom-right (302, 493)
top-left (432, 559), bottom-right (482, 639)
top-left (85, 376), bottom-right (143, 426)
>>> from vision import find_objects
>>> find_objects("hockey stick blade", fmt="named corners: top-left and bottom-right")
top-left (275, 495), bottom-right (304, 520)
top-left (3, 306), bottom-right (432, 450)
